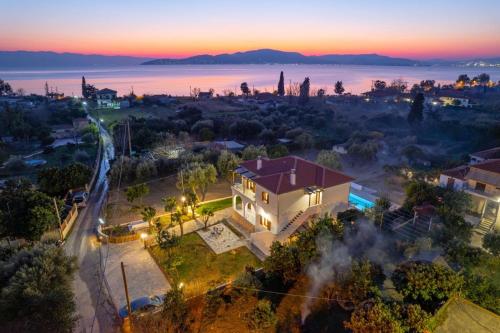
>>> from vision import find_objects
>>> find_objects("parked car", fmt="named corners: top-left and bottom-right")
top-left (72, 191), bottom-right (88, 207)
top-left (118, 295), bottom-right (165, 318)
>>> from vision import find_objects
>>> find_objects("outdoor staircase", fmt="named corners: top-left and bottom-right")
top-left (277, 210), bottom-right (305, 241)
top-left (475, 218), bottom-right (495, 235)
top-left (382, 214), bottom-right (435, 242)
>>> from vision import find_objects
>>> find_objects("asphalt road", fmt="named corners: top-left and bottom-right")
top-left (64, 122), bottom-right (119, 333)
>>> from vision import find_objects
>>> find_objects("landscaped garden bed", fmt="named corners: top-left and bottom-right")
top-left (149, 232), bottom-right (261, 297)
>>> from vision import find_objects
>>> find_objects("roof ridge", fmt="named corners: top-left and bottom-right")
top-left (277, 173), bottom-right (284, 193)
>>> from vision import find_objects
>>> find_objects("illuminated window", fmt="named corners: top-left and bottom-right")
top-left (314, 191), bottom-right (321, 205)
top-left (259, 215), bottom-right (271, 231)
top-left (245, 179), bottom-right (256, 193)
top-left (261, 191), bottom-right (269, 204)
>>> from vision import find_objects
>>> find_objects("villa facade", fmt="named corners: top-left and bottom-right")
top-left (440, 150), bottom-right (500, 234)
top-left (231, 156), bottom-right (353, 255)
top-left (96, 88), bottom-right (118, 109)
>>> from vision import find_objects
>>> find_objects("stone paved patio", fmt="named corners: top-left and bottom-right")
top-left (197, 223), bottom-right (246, 254)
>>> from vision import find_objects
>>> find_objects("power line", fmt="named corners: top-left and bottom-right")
top-left (90, 119), bottom-right (128, 333)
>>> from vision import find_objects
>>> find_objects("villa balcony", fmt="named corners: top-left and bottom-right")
top-left (463, 184), bottom-right (500, 201)
top-left (232, 182), bottom-right (256, 201)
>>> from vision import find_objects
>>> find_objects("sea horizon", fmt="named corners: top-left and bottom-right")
top-left (2, 63), bottom-right (500, 97)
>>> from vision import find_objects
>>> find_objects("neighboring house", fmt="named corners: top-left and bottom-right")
top-left (231, 156), bottom-right (353, 255)
top-left (119, 99), bottom-right (131, 108)
top-left (439, 96), bottom-right (471, 107)
top-left (197, 91), bottom-right (213, 100)
top-left (51, 124), bottom-right (75, 139)
top-left (469, 147), bottom-right (500, 164)
top-left (96, 88), bottom-right (119, 109)
top-left (213, 140), bottom-right (245, 152)
top-left (440, 158), bottom-right (500, 234)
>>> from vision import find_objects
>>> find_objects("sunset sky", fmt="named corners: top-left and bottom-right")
top-left (1, 0), bottom-right (499, 60)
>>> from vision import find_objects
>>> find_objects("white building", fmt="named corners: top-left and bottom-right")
top-left (96, 88), bottom-right (118, 109)
top-left (231, 156), bottom-right (353, 255)
top-left (439, 155), bottom-right (500, 234)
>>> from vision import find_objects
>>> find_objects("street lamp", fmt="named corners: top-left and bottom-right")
top-left (140, 232), bottom-right (148, 249)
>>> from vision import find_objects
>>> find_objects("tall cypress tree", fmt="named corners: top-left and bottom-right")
top-left (298, 77), bottom-right (310, 105)
top-left (408, 93), bottom-right (424, 125)
top-left (81, 76), bottom-right (87, 98)
top-left (277, 71), bottom-right (285, 96)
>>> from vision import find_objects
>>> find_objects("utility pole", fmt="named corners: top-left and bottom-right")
top-left (53, 197), bottom-right (64, 241)
top-left (126, 120), bottom-right (132, 156)
top-left (121, 262), bottom-right (132, 317)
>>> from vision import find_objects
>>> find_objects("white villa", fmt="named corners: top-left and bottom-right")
top-left (96, 88), bottom-right (119, 109)
top-left (439, 148), bottom-right (500, 235)
top-left (231, 156), bottom-right (354, 255)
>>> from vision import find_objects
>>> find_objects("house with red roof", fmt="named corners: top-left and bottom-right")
top-left (231, 155), bottom-right (353, 255)
top-left (440, 149), bottom-right (500, 235)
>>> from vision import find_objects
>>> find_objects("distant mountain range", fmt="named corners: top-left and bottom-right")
top-left (0, 51), bottom-right (152, 68)
top-left (143, 49), bottom-right (421, 66)
top-left (0, 50), bottom-right (498, 68)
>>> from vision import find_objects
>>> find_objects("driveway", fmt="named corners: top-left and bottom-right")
top-left (104, 240), bottom-right (171, 312)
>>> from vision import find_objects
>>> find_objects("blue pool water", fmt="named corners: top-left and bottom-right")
top-left (349, 193), bottom-right (375, 211)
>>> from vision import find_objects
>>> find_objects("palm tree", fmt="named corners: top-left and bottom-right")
top-left (162, 196), bottom-right (177, 226)
top-left (141, 206), bottom-right (157, 231)
top-left (171, 210), bottom-right (185, 236)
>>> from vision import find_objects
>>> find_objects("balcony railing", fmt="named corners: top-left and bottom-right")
top-left (463, 184), bottom-right (499, 200)
top-left (232, 182), bottom-right (256, 201)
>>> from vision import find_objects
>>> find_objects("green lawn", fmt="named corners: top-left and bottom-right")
top-left (196, 197), bottom-right (232, 214)
top-left (149, 232), bottom-right (261, 297)
top-left (157, 197), bottom-right (232, 226)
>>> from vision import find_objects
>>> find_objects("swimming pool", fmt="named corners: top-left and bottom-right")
top-left (349, 193), bottom-right (375, 211)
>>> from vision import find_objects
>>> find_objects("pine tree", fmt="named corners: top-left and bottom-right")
top-left (298, 77), bottom-right (310, 104)
top-left (408, 93), bottom-right (424, 125)
top-left (334, 80), bottom-right (345, 95)
top-left (277, 71), bottom-right (285, 96)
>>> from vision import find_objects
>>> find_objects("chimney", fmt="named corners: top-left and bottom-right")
top-left (257, 156), bottom-right (262, 170)
top-left (290, 169), bottom-right (296, 185)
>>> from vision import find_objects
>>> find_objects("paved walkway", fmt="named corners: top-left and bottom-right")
top-left (197, 224), bottom-right (246, 254)
top-left (104, 240), bottom-right (171, 311)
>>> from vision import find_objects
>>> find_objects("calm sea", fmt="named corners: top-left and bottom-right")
top-left (1, 64), bottom-right (499, 96)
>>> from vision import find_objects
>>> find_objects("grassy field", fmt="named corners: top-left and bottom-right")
top-left (0, 143), bottom-right (97, 182)
top-left (149, 232), bottom-right (261, 297)
top-left (90, 107), bottom-right (151, 126)
top-left (90, 106), bottom-right (177, 127)
top-left (196, 197), bottom-right (232, 214)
